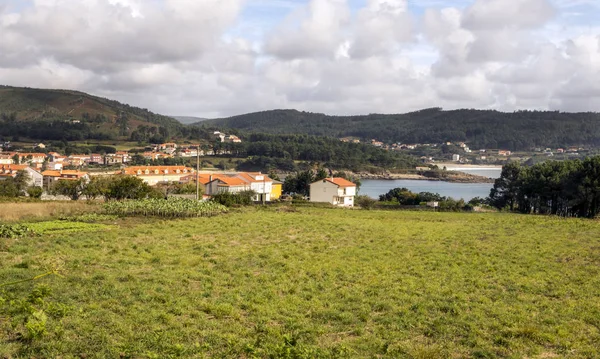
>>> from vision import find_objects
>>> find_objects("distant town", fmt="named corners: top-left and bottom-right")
top-left (343, 137), bottom-right (588, 165)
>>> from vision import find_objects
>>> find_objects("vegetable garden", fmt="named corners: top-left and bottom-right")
top-left (103, 198), bottom-right (227, 218)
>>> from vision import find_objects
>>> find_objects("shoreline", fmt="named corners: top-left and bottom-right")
top-left (433, 163), bottom-right (503, 170)
top-left (357, 171), bottom-right (496, 184)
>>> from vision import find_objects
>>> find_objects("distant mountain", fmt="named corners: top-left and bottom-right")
top-left (0, 85), bottom-right (183, 141)
top-left (203, 108), bottom-right (600, 151)
top-left (172, 116), bottom-right (210, 124)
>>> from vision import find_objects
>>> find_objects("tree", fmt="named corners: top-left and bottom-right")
top-left (489, 162), bottom-right (522, 211)
top-left (104, 176), bottom-right (155, 200)
top-left (13, 170), bottom-right (30, 195)
top-left (283, 170), bottom-right (315, 196)
top-left (11, 154), bottom-right (19, 164)
top-left (0, 179), bottom-right (19, 197)
top-left (81, 176), bottom-right (111, 200)
top-left (51, 179), bottom-right (86, 200)
top-left (27, 186), bottom-right (43, 199)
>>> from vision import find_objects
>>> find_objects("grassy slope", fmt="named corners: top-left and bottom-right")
top-left (1, 208), bottom-right (600, 358)
top-left (0, 85), bottom-right (180, 131)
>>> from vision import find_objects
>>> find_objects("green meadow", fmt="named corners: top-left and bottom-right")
top-left (1, 207), bottom-right (600, 358)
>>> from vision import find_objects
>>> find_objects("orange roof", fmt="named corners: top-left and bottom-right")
top-left (324, 177), bottom-right (356, 187)
top-left (18, 153), bottom-right (47, 157)
top-left (42, 170), bottom-right (62, 177)
top-left (237, 172), bottom-right (273, 183)
top-left (61, 170), bottom-right (87, 176)
top-left (1, 164), bottom-right (28, 171)
top-left (216, 177), bottom-right (249, 186)
top-left (122, 166), bottom-right (192, 176)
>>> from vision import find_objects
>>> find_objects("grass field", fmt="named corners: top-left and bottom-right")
top-left (0, 201), bottom-right (99, 223)
top-left (1, 207), bottom-right (600, 358)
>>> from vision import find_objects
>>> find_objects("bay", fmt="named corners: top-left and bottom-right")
top-left (359, 168), bottom-right (502, 201)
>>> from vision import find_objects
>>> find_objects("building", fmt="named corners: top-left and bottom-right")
top-left (87, 154), bottom-right (103, 164)
top-left (204, 172), bottom-right (274, 202)
top-left (205, 176), bottom-right (251, 195)
top-left (46, 162), bottom-right (63, 170)
top-left (498, 150), bottom-right (512, 156)
top-left (0, 165), bottom-right (43, 188)
top-left (309, 177), bottom-right (356, 207)
top-left (271, 180), bottom-right (283, 200)
top-left (0, 154), bottom-right (13, 165)
top-left (118, 166), bottom-right (194, 185)
top-left (42, 169), bottom-right (89, 189)
top-left (67, 154), bottom-right (90, 167)
top-left (452, 154), bottom-right (460, 162)
top-left (225, 135), bottom-right (242, 143)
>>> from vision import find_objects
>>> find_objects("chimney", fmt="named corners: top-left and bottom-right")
top-left (209, 175), bottom-right (213, 182)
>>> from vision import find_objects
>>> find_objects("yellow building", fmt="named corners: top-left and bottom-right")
top-left (271, 180), bottom-right (283, 200)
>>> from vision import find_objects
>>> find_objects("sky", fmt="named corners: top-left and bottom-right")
top-left (0, 0), bottom-right (599, 118)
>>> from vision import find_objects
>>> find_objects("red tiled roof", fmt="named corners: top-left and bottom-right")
top-left (237, 172), bottom-right (273, 183)
top-left (215, 177), bottom-right (248, 186)
top-left (122, 166), bottom-right (192, 176)
top-left (42, 170), bottom-right (62, 177)
top-left (324, 177), bottom-right (356, 187)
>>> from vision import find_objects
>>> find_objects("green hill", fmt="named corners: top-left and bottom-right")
top-left (203, 108), bottom-right (600, 151)
top-left (0, 85), bottom-right (183, 142)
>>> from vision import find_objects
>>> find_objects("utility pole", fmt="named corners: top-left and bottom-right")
top-left (196, 145), bottom-right (200, 201)
top-left (262, 174), bottom-right (266, 205)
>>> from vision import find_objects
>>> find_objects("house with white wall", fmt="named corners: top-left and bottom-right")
top-left (309, 177), bottom-right (356, 207)
top-left (118, 166), bottom-right (193, 185)
top-left (236, 172), bottom-right (273, 202)
top-left (204, 172), bottom-right (273, 201)
top-left (0, 165), bottom-right (43, 188)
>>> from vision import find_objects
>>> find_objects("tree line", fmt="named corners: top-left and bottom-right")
top-left (218, 133), bottom-right (418, 172)
top-left (204, 108), bottom-right (600, 151)
top-left (489, 157), bottom-right (600, 218)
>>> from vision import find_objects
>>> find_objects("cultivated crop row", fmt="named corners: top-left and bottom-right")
top-left (103, 198), bottom-right (228, 218)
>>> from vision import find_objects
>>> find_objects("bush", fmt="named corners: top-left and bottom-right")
top-left (211, 190), bottom-right (256, 207)
top-left (355, 195), bottom-right (376, 209)
top-left (104, 176), bottom-right (155, 201)
top-left (27, 186), bottom-right (43, 199)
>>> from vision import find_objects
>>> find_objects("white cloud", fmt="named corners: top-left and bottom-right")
top-left (0, 0), bottom-right (598, 117)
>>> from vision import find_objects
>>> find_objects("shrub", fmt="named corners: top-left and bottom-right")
top-left (27, 186), bottom-right (43, 199)
top-left (211, 190), bottom-right (256, 207)
top-left (355, 195), bottom-right (376, 209)
top-left (104, 176), bottom-right (155, 201)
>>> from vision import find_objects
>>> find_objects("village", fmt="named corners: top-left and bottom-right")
top-left (349, 137), bottom-right (589, 164)
top-left (0, 134), bottom-right (359, 206)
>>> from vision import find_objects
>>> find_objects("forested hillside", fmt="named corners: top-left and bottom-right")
top-left (0, 85), bottom-right (184, 141)
top-left (222, 133), bottom-right (418, 172)
top-left (204, 108), bottom-right (600, 151)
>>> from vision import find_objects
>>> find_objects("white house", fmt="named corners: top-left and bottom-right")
top-left (309, 177), bottom-right (356, 207)
top-left (204, 172), bottom-right (273, 202)
top-left (235, 172), bottom-right (273, 202)
top-left (205, 176), bottom-right (251, 195)
top-left (118, 166), bottom-right (193, 185)
top-left (0, 165), bottom-right (43, 188)
top-left (452, 154), bottom-right (460, 162)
